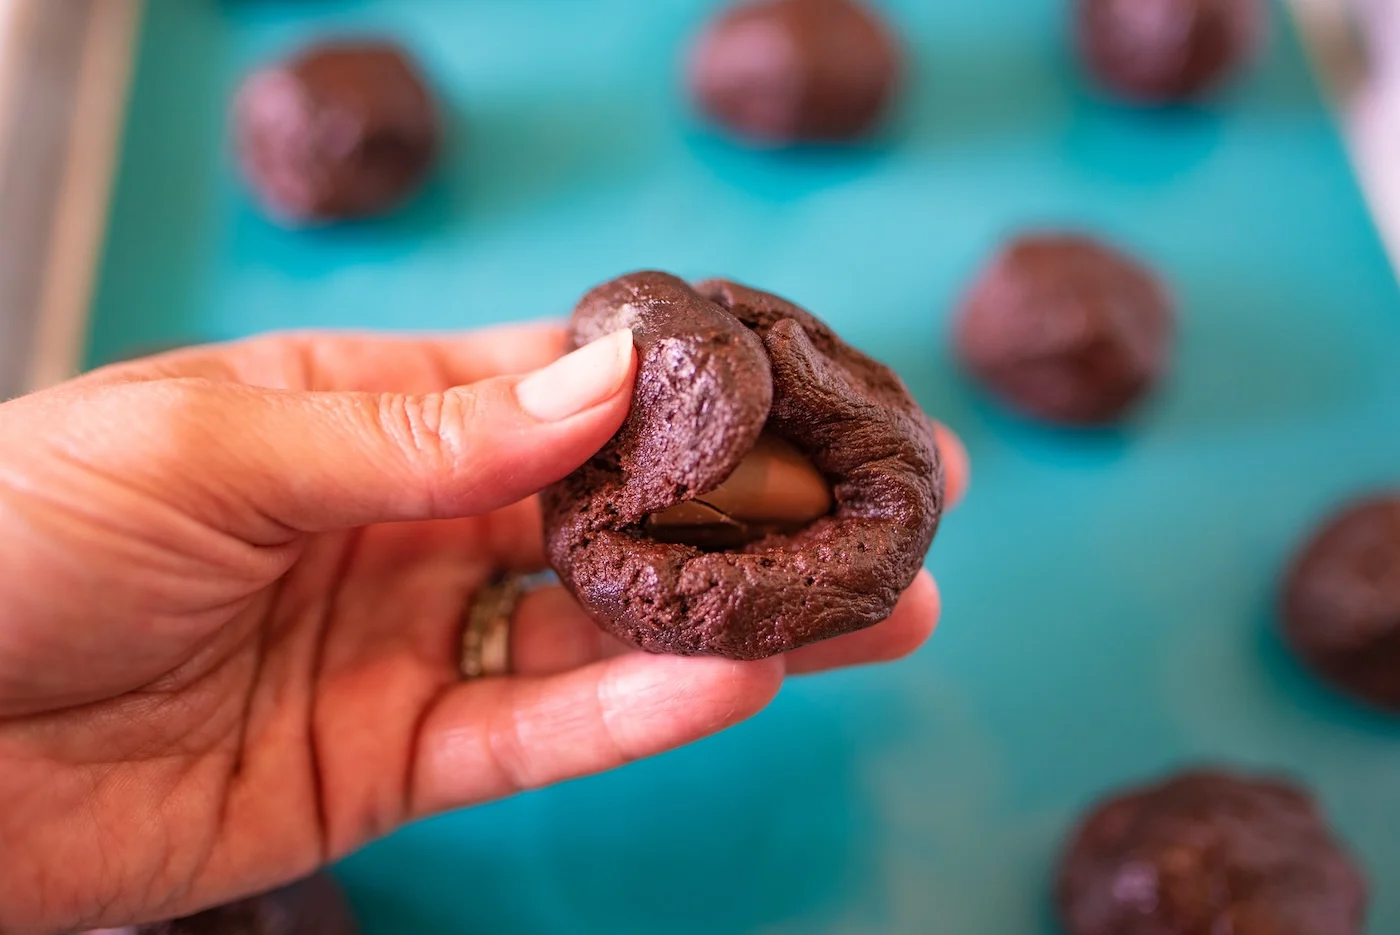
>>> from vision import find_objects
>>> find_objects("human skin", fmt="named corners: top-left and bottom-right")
top-left (0, 324), bottom-right (966, 934)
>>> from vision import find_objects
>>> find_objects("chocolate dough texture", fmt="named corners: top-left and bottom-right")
top-left (542, 272), bottom-right (942, 660)
top-left (1282, 494), bottom-right (1400, 712)
top-left (687, 0), bottom-right (902, 144)
top-left (1056, 770), bottom-right (1367, 935)
top-left (83, 873), bottom-right (357, 935)
top-left (955, 233), bottom-right (1175, 426)
top-left (1076, 0), bottom-right (1266, 103)
top-left (234, 41), bottom-right (440, 224)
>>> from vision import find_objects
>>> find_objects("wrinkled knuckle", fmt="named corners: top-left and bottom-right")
top-left (372, 392), bottom-right (449, 474)
top-left (375, 390), bottom-right (478, 474)
top-left (434, 388), bottom-right (480, 464)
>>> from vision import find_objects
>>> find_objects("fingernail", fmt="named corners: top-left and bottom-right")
top-left (515, 329), bottom-right (634, 422)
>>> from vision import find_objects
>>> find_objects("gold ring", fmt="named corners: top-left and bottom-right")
top-left (460, 575), bottom-right (522, 679)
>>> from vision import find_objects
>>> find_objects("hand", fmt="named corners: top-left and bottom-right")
top-left (0, 326), bottom-right (968, 934)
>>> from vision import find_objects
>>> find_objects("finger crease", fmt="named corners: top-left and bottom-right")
top-left (593, 667), bottom-right (636, 769)
top-left (305, 529), bottom-right (367, 861)
top-left (485, 683), bottom-right (539, 794)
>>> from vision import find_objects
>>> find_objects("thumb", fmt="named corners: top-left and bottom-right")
top-left (90, 329), bottom-right (635, 541)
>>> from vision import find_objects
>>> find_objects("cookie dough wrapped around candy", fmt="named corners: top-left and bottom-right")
top-left (543, 272), bottom-right (943, 660)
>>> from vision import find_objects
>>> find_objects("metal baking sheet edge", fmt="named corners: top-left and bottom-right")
top-left (0, 0), bottom-right (141, 401)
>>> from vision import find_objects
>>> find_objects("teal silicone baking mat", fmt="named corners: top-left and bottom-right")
top-left (87, 1), bottom-right (1400, 931)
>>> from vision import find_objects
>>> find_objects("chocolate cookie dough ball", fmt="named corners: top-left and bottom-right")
top-left (1056, 770), bottom-right (1367, 935)
top-left (542, 272), bottom-right (941, 659)
top-left (1282, 494), bottom-right (1400, 711)
top-left (84, 873), bottom-right (357, 935)
top-left (1076, 0), bottom-right (1267, 103)
top-left (954, 234), bottom-right (1174, 426)
top-left (686, 0), bottom-right (903, 145)
top-left (234, 41), bottom-right (440, 224)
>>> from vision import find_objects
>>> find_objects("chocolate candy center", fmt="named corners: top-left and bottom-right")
top-left (644, 432), bottom-right (832, 549)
